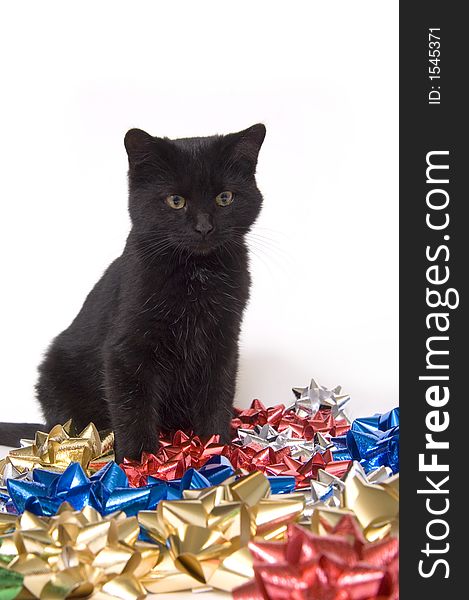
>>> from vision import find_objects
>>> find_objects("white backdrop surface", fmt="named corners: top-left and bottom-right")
top-left (0, 1), bottom-right (398, 426)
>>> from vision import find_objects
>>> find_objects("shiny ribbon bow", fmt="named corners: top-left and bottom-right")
top-left (231, 399), bottom-right (286, 432)
top-left (0, 420), bottom-right (114, 486)
top-left (138, 470), bottom-right (306, 594)
top-left (5, 457), bottom-right (296, 518)
top-left (120, 430), bottom-right (226, 486)
top-left (120, 408), bottom-right (350, 491)
top-left (0, 503), bottom-right (159, 599)
top-left (6, 462), bottom-right (167, 517)
top-left (340, 461), bottom-right (399, 541)
top-left (290, 377), bottom-right (352, 421)
top-left (0, 471), bottom-right (306, 597)
top-left (233, 520), bottom-right (399, 600)
top-left (298, 459), bottom-right (398, 543)
top-left (233, 399), bottom-right (350, 439)
top-left (228, 442), bottom-right (351, 490)
top-left (227, 395), bottom-right (352, 490)
top-left (237, 423), bottom-right (333, 458)
top-left (332, 408), bottom-right (400, 473)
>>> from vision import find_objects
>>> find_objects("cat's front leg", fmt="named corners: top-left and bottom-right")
top-left (194, 403), bottom-right (232, 443)
top-left (104, 347), bottom-right (161, 463)
top-left (193, 355), bottom-right (238, 444)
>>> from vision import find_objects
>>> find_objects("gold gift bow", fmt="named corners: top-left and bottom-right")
top-left (0, 503), bottom-right (158, 599)
top-left (0, 471), bottom-right (305, 598)
top-left (304, 464), bottom-right (399, 542)
top-left (138, 470), bottom-right (306, 593)
top-left (0, 421), bottom-right (114, 483)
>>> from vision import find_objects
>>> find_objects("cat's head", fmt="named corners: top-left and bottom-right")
top-left (124, 124), bottom-right (266, 255)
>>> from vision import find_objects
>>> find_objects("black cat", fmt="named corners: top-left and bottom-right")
top-left (0, 124), bottom-right (266, 462)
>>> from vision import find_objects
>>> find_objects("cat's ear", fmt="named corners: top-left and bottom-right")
top-left (226, 124), bottom-right (266, 173)
top-left (124, 128), bottom-right (154, 165)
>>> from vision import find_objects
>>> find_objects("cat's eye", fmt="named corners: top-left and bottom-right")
top-left (165, 194), bottom-right (186, 210)
top-left (215, 191), bottom-right (234, 207)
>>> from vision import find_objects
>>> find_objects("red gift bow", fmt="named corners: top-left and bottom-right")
top-left (228, 400), bottom-right (351, 488)
top-left (233, 520), bottom-right (399, 600)
top-left (120, 430), bottom-right (226, 486)
top-left (231, 399), bottom-right (286, 432)
top-left (120, 400), bottom-right (351, 488)
top-left (232, 400), bottom-right (350, 439)
top-left (226, 444), bottom-right (350, 489)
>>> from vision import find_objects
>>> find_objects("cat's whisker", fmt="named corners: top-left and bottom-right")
top-left (231, 234), bottom-right (289, 275)
top-left (250, 225), bottom-right (291, 241)
top-left (230, 229), bottom-right (291, 265)
top-left (228, 237), bottom-right (275, 275)
top-left (246, 236), bottom-right (290, 261)
top-left (229, 227), bottom-right (288, 258)
top-left (249, 246), bottom-right (291, 274)
top-left (248, 246), bottom-right (278, 276)
top-left (137, 239), bottom-right (176, 264)
top-left (247, 234), bottom-right (287, 254)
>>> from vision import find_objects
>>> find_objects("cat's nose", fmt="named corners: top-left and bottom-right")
top-left (194, 213), bottom-right (214, 237)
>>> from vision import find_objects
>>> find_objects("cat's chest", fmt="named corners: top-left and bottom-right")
top-left (184, 265), bottom-right (228, 301)
top-left (166, 266), bottom-right (242, 355)
top-left (187, 265), bottom-right (212, 292)
top-left (138, 263), bottom-right (246, 332)
top-left (177, 265), bottom-right (245, 322)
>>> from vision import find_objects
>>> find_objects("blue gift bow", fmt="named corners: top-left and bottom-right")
top-left (6, 455), bottom-right (296, 517)
top-left (331, 407), bottom-right (399, 473)
top-left (0, 489), bottom-right (17, 514)
top-left (350, 407), bottom-right (399, 434)
top-left (7, 461), bottom-right (159, 517)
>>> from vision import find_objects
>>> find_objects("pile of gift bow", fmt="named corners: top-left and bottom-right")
top-left (0, 378), bottom-right (399, 599)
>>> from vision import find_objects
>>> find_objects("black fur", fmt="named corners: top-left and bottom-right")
top-left (0, 124), bottom-right (266, 461)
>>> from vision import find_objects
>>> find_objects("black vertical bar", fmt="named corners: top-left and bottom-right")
top-left (400, 2), bottom-right (464, 596)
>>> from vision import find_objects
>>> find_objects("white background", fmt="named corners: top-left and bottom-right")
top-left (0, 1), bottom-right (398, 429)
